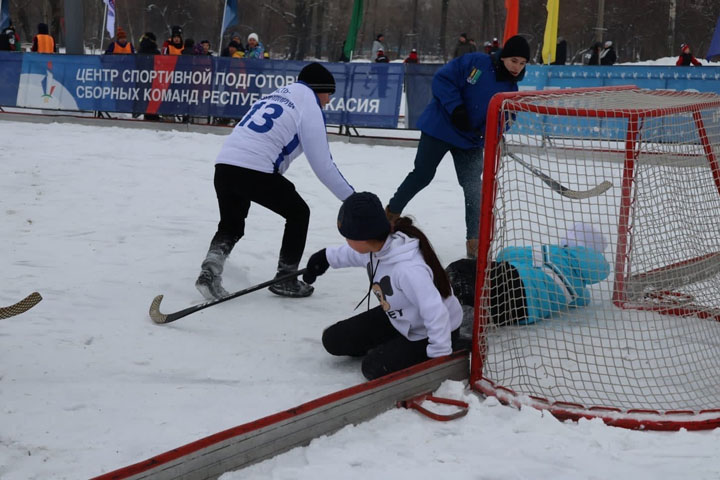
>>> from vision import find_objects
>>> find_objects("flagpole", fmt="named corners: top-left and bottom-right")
top-left (100, 2), bottom-right (107, 53)
top-left (218, 0), bottom-right (227, 56)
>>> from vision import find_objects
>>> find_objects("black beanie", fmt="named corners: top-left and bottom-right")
top-left (500, 35), bottom-right (530, 61)
top-left (337, 192), bottom-right (391, 241)
top-left (298, 62), bottom-right (336, 94)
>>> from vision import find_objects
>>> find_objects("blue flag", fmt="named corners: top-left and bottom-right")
top-left (223, 0), bottom-right (238, 35)
top-left (0, 0), bottom-right (10, 31)
top-left (708, 14), bottom-right (720, 61)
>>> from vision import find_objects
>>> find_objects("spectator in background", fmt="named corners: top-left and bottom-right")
top-left (676, 43), bottom-right (702, 66)
top-left (0, 19), bottom-right (21, 51)
top-left (551, 37), bottom-right (567, 65)
top-left (600, 40), bottom-right (616, 65)
top-left (375, 49), bottom-right (389, 63)
top-left (199, 40), bottom-right (212, 55)
top-left (404, 48), bottom-right (419, 63)
top-left (162, 26), bottom-right (184, 55)
top-left (228, 41), bottom-right (244, 58)
top-left (483, 41), bottom-right (492, 54)
top-left (587, 42), bottom-right (602, 65)
top-left (263, 51), bottom-right (270, 59)
top-left (134, 32), bottom-right (160, 121)
top-left (245, 33), bottom-right (264, 59)
top-left (371, 34), bottom-right (385, 60)
top-left (138, 32), bottom-right (160, 55)
top-left (31, 23), bottom-right (55, 53)
top-left (105, 27), bottom-right (135, 54)
top-left (182, 38), bottom-right (196, 55)
top-left (453, 33), bottom-right (475, 58)
top-left (221, 32), bottom-right (243, 57)
top-left (490, 37), bottom-right (501, 53)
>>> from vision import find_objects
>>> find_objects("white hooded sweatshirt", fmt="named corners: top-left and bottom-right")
top-left (325, 232), bottom-right (463, 358)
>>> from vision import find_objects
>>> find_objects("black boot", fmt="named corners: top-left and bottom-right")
top-left (268, 262), bottom-right (314, 298)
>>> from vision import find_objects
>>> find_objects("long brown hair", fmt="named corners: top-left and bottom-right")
top-left (392, 216), bottom-right (452, 298)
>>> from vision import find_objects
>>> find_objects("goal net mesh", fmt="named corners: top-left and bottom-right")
top-left (474, 88), bottom-right (720, 423)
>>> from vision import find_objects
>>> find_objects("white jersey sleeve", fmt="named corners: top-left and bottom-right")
top-left (297, 93), bottom-right (355, 201)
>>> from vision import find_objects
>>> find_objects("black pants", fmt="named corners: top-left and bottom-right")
top-left (322, 306), bottom-right (460, 380)
top-left (212, 163), bottom-right (310, 267)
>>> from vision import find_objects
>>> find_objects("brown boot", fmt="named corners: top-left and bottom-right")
top-left (466, 239), bottom-right (478, 259)
top-left (385, 206), bottom-right (401, 225)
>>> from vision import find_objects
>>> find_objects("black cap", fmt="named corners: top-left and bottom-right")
top-left (337, 192), bottom-right (391, 241)
top-left (298, 62), bottom-right (336, 94)
top-left (171, 25), bottom-right (183, 37)
top-left (500, 35), bottom-right (530, 61)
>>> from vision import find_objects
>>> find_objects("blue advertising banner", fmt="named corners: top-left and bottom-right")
top-left (404, 63), bottom-right (720, 130)
top-left (0, 52), bottom-right (404, 128)
top-left (404, 63), bottom-right (440, 132)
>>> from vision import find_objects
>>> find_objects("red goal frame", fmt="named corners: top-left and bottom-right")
top-left (471, 86), bottom-right (720, 430)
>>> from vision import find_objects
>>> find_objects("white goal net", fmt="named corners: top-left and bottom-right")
top-left (472, 87), bottom-right (720, 430)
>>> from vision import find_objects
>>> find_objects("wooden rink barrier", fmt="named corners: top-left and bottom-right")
top-left (91, 351), bottom-right (469, 480)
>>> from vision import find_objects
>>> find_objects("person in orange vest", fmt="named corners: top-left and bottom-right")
top-left (105, 27), bottom-right (135, 54)
top-left (162, 26), bottom-right (184, 55)
top-left (31, 23), bottom-right (56, 53)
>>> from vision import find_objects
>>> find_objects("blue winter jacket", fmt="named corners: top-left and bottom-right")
top-left (416, 52), bottom-right (519, 150)
top-left (496, 245), bottom-right (610, 324)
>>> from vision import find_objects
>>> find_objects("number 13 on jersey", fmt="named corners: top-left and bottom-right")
top-left (238, 101), bottom-right (284, 133)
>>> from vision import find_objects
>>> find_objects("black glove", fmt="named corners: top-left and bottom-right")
top-left (450, 105), bottom-right (472, 131)
top-left (303, 249), bottom-right (329, 284)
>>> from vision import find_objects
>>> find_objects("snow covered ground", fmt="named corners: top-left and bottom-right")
top-left (1, 120), bottom-right (719, 479)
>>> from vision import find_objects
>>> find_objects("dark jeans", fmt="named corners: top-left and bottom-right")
top-left (387, 132), bottom-right (483, 240)
top-left (322, 306), bottom-right (460, 380)
top-left (212, 163), bottom-right (310, 267)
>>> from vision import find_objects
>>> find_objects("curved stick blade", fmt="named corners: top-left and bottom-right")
top-left (149, 295), bottom-right (168, 324)
top-left (0, 292), bottom-right (43, 319)
top-left (562, 180), bottom-right (613, 199)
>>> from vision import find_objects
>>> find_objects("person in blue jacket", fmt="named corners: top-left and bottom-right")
top-left (446, 223), bottom-right (611, 325)
top-left (385, 35), bottom-right (530, 259)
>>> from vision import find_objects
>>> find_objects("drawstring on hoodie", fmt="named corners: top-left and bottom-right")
top-left (354, 252), bottom-right (379, 311)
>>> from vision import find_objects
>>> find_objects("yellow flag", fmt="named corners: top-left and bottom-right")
top-left (541, 0), bottom-right (559, 64)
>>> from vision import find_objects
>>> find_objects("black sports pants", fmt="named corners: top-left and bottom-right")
top-left (212, 163), bottom-right (310, 267)
top-left (322, 306), bottom-right (460, 380)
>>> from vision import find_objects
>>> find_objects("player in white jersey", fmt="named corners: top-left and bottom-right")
top-left (196, 62), bottom-right (355, 300)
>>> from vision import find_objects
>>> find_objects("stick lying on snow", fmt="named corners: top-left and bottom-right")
top-left (0, 292), bottom-right (43, 319)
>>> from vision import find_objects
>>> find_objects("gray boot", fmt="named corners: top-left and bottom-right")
top-left (268, 261), bottom-right (314, 298)
top-left (195, 237), bottom-right (234, 300)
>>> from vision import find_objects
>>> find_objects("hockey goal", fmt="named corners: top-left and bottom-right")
top-left (472, 86), bottom-right (720, 430)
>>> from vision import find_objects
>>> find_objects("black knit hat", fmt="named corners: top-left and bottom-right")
top-left (298, 62), bottom-right (336, 94)
top-left (500, 35), bottom-right (530, 61)
top-left (337, 192), bottom-right (391, 241)
top-left (171, 25), bottom-right (183, 37)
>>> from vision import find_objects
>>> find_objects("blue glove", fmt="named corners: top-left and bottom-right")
top-left (303, 249), bottom-right (329, 284)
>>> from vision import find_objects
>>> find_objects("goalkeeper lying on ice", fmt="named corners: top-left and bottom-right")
top-left (447, 222), bottom-right (611, 325)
